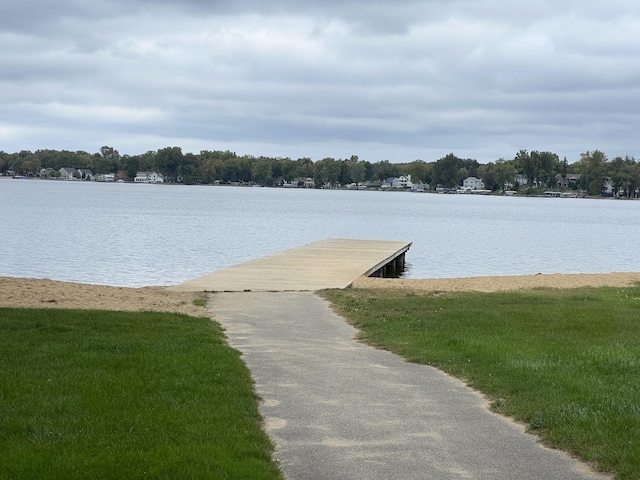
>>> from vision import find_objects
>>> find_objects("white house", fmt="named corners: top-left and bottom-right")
top-left (134, 171), bottom-right (164, 183)
top-left (412, 182), bottom-right (429, 192)
top-left (95, 173), bottom-right (116, 182)
top-left (383, 175), bottom-right (413, 189)
top-left (394, 175), bottom-right (412, 189)
top-left (462, 176), bottom-right (484, 190)
top-left (58, 167), bottom-right (76, 180)
top-left (603, 177), bottom-right (614, 195)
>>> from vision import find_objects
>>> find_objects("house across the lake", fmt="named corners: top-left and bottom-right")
top-left (58, 167), bottom-right (77, 180)
top-left (134, 172), bottom-right (164, 183)
top-left (382, 175), bottom-right (413, 190)
top-left (77, 169), bottom-right (93, 180)
top-left (462, 176), bottom-right (484, 190)
top-left (94, 173), bottom-right (116, 182)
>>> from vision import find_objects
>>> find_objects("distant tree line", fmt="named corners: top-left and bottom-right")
top-left (1, 146), bottom-right (638, 197)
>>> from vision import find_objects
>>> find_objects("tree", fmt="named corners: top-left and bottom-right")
top-left (21, 156), bottom-right (42, 175)
top-left (461, 158), bottom-right (480, 178)
top-left (236, 156), bottom-right (254, 183)
top-left (279, 158), bottom-right (301, 182)
top-left (314, 157), bottom-right (341, 187)
top-left (123, 155), bottom-right (140, 180)
top-left (478, 163), bottom-right (497, 191)
top-left (576, 150), bottom-right (608, 195)
top-left (0, 151), bottom-right (8, 173)
top-left (373, 160), bottom-right (399, 181)
top-left (407, 160), bottom-right (431, 184)
top-left (432, 153), bottom-right (463, 188)
top-left (516, 150), bottom-right (537, 187)
top-left (123, 151), bottom-right (155, 180)
top-left (609, 156), bottom-right (640, 198)
top-left (494, 158), bottom-right (516, 191)
top-left (99, 146), bottom-right (120, 159)
top-left (297, 157), bottom-right (314, 177)
top-left (346, 156), bottom-right (366, 187)
top-left (200, 158), bottom-right (223, 184)
top-left (532, 151), bottom-right (560, 188)
top-left (251, 160), bottom-right (273, 186)
top-left (156, 147), bottom-right (184, 180)
top-left (609, 156), bottom-right (626, 196)
top-left (625, 160), bottom-right (640, 198)
top-left (177, 153), bottom-right (199, 184)
top-left (222, 158), bottom-right (240, 183)
top-left (93, 154), bottom-right (119, 174)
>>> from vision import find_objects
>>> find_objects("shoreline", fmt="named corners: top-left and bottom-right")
top-left (0, 277), bottom-right (208, 317)
top-left (352, 271), bottom-right (640, 292)
top-left (2, 272), bottom-right (640, 314)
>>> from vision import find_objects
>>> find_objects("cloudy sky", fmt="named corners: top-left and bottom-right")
top-left (1, 0), bottom-right (639, 163)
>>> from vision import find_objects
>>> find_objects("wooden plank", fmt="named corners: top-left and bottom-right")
top-left (168, 238), bottom-right (412, 292)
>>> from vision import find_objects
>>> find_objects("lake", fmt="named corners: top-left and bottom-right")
top-left (2, 179), bottom-right (640, 287)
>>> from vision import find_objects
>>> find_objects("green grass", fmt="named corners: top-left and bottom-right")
top-left (0, 308), bottom-right (282, 480)
top-left (321, 286), bottom-right (640, 479)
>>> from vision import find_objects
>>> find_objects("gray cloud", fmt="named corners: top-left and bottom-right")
top-left (1, 0), bottom-right (639, 162)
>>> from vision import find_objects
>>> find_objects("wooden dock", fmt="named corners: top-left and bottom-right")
top-left (168, 238), bottom-right (412, 292)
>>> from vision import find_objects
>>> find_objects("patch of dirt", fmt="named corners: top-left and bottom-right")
top-left (0, 277), bottom-right (209, 317)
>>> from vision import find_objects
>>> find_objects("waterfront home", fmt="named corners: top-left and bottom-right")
top-left (603, 177), bottom-right (614, 196)
top-left (134, 171), bottom-right (164, 183)
top-left (412, 182), bottom-right (430, 192)
top-left (556, 173), bottom-right (581, 189)
top-left (58, 167), bottom-right (77, 180)
top-left (39, 168), bottom-right (54, 178)
top-left (94, 173), bottom-right (116, 182)
top-left (382, 175), bottom-right (413, 189)
top-left (394, 175), bottom-right (412, 189)
top-left (77, 169), bottom-right (93, 180)
top-left (462, 176), bottom-right (484, 190)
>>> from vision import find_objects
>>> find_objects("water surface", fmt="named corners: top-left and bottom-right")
top-left (2, 180), bottom-right (639, 287)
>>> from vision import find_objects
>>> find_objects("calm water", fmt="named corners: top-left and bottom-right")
top-left (2, 180), bottom-right (640, 287)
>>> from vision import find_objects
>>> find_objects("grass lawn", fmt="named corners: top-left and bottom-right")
top-left (0, 308), bottom-right (283, 480)
top-left (321, 285), bottom-right (640, 480)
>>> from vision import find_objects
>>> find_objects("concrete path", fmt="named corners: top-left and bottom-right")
top-left (211, 292), bottom-right (607, 480)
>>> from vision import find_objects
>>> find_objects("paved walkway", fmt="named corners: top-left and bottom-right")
top-left (211, 292), bottom-right (608, 480)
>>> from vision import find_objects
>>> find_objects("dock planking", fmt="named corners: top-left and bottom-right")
top-left (168, 238), bottom-right (412, 292)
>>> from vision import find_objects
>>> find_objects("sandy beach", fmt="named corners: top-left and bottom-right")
top-left (351, 272), bottom-right (640, 292)
top-left (2, 273), bottom-right (640, 314)
top-left (0, 277), bottom-right (208, 317)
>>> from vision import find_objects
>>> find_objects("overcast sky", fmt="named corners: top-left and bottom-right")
top-left (1, 0), bottom-right (639, 163)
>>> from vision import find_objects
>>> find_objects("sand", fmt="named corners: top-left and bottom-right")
top-left (352, 272), bottom-right (640, 292)
top-left (0, 277), bottom-right (208, 317)
top-left (1, 273), bottom-right (640, 314)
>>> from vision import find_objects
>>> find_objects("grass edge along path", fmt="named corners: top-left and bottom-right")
top-left (0, 307), bottom-right (283, 480)
top-left (320, 286), bottom-right (640, 480)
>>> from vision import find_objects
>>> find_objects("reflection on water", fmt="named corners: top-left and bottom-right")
top-left (2, 180), bottom-right (640, 287)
